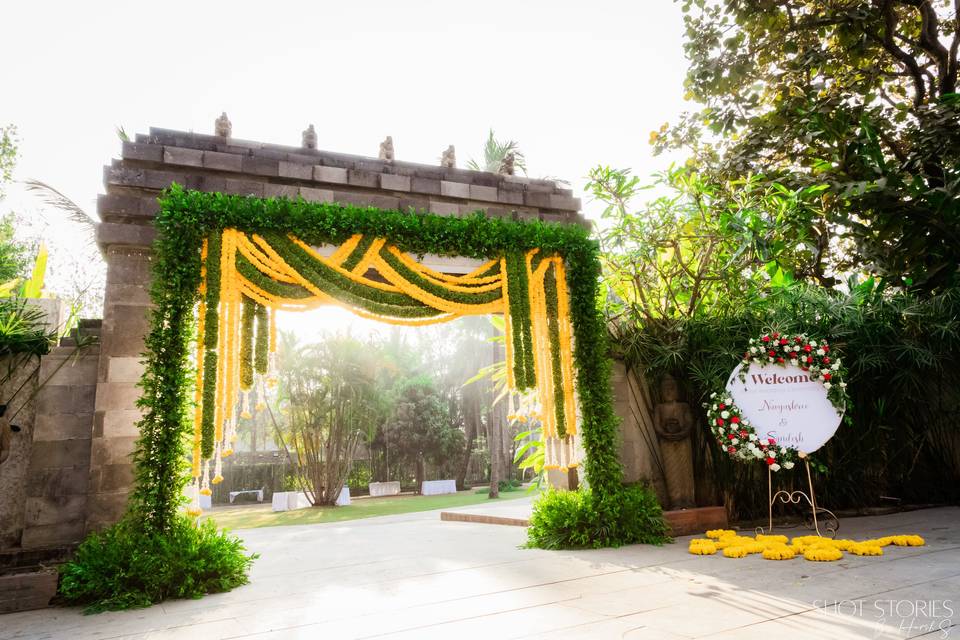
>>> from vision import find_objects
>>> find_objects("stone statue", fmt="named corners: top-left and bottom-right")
top-left (379, 136), bottom-right (394, 161)
top-left (441, 145), bottom-right (456, 168)
top-left (498, 152), bottom-right (515, 176)
top-left (215, 112), bottom-right (232, 138)
top-left (652, 375), bottom-right (696, 509)
top-left (302, 124), bottom-right (317, 150)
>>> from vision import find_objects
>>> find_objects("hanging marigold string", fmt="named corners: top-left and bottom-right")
top-left (189, 228), bottom-right (580, 513)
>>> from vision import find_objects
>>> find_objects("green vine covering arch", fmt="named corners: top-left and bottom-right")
top-left (134, 184), bottom-right (624, 532)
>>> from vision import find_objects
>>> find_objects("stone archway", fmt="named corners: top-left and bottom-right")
top-left (89, 125), bottom-right (585, 530)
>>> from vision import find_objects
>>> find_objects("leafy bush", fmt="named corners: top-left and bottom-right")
top-left (525, 485), bottom-right (670, 550)
top-left (621, 281), bottom-right (960, 518)
top-left (58, 516), bottom-right (257, 613)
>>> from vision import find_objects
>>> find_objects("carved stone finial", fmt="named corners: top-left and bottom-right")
top-left (302, 124), bottom-right (317, 150)
top-left (440, 145), bottom-right (456, 168)
top-left (215, 112), bottom-right (232, 138)
top-left (498, 152), bottom-right (515, 176)
top-left (379, 136), bottom-right (394, 162)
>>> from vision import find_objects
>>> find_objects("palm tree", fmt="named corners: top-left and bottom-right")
top-left (467, 129), bottom-right (527, 175)
top-left (22, 180), bottom-right (99, 241)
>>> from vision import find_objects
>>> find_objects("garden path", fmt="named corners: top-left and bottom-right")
top-left (2, 501), bottom-right (957, 639)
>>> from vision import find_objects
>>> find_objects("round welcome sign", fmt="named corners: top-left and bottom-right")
top-left (725, 362), bottom-right (842, 455)
top-left (705, 333), bottom-right (850, 471)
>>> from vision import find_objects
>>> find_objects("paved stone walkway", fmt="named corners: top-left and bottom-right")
top-left (2, 502), bottom-right (957, 639)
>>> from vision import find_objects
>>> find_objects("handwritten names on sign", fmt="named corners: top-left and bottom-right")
top-left (725, 363), bottom-right (843, 454)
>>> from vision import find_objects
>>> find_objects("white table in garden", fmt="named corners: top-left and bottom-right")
top-left (420, 479), bottom-right (457, 496)
top-left (229, 488), bottom-right (264, 504)
top-left (368, 481), bottom-right (401, 497)
top-left (271, 487), bottom-right (350, 512)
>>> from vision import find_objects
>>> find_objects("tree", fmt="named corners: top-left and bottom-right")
top-left (662, 0), bottom-right (960, 291)
top-left (274, 334), bottom-right (385, 505)
top-left (588, 164), bottom-right (829, 328)
top-left (0, 216), bottom-right (28, 284)
top-left (0, 125), bottom-right (16, 199)
top-left (381, 376), bottom-right (463, 492)
top-left (467, 129), bottom-right (527, 174)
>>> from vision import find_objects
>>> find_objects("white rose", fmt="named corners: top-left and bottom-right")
top-left (783, 344), bottom-right (790, 351)
top-left (710, 392), bottom-right (717, 398)
top-left (809, 340), bottom-right (818, 347)
top-left (720, 410), bottom-right (730, 419)
top-left (832, 363), bottom-right (840, 371)
top-left (743, 419), bottom-right (750, 426)
top-left (749, 338), bottom-right (755, 344)
top-left (770, 463), bottom-right (781, 472)
top-left (724, 398), bottom-right (732, 405)
top-left (816, 348), bottom-right (825, 356)
top-left (824, 382), bottom-right (832, 390)
top-left (754, 449), bottom-right (763, 458)
top-left (712, 404), bottom-right (718, 411)
top-left (784, 461), bottom-right (795, 470)
top-left (731, 438), bottom-right (739, 445)
top-left (780, 447), bottom-right (787, 454)
top-left (749, 433), bottom-right (758, 441)
top-left (840, 382), bottom-right (847, 388)
top-left (768, 357), bottom-right (774, 363)
top-left (750, 346), bottom-right (758, 354)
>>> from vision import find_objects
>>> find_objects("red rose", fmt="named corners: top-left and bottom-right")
top-left (823, 373), bottom-right (832, 381)
top-left (804, 345), bottom-right (812, 352)
top-left (806, 356), bottom-right (813, 363)
top-left (823, 345), bottom-right (830, 352)
top-left (777, 357), bottom-right (784, 363)
top-left (716, 418), bottom-right (725, 426)
top-left (728, 446), bottom-right (736, 453)
top-left (768, 438), bottom-right (777, 445)
top-left (762, 336), bottom-right (770, 343)
top-left (727, 433), bottom-right (735, 440)
top-left (718, 403), bottom-right (726, 410)
top-left (795, 337), bottom-right (802, 343)
top-left (768, 350), bottom-right (776, 357)
top-left (789, 351), bottom-right (798, 358)
top-left (766, 457), bottom-right (775, 465)
top-left (731, 416), bottom-right (740, 424)
top-left (823, 357), bottom-right (831, 364)
top-left (773, 332), bottom-right (780, 339)
top-left (779, 338), bottom-right (788, 345)
top-left (739, 430), bottom-right (748, 438)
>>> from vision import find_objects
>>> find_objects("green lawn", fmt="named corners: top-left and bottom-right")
top-left (204, 489), bottom-right (530, 530)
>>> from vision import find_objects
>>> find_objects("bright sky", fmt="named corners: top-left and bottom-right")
top-left (1, 0), bottom-right (690, 329)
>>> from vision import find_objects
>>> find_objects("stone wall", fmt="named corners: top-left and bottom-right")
top-left (610, 360), bottom-right (667, 502)
top-left (0, 355), bottom-right (38, 549)
top-left (22, 329), bottom-right (100, 549)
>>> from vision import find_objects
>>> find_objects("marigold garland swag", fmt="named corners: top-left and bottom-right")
top-left (688, 529), bottom-right (925, 562)
top-left (131, 185), bottom-right (624, 532)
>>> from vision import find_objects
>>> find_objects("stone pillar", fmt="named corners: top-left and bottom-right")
top-left (86, 247), bottom-right (151, 532)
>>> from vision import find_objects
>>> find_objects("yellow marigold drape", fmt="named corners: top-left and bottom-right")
top-left (187, 229), bottom-right (580, 515)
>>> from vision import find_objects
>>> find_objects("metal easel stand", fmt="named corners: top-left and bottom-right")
top-left (756, 459), bottom-right (839, 538)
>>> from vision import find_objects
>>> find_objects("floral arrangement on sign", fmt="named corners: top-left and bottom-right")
top-left (705, 332), bottom-right (850, 472)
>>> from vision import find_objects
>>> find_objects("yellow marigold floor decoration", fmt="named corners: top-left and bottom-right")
top-left (688, 530), bottom-right (925, 562)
